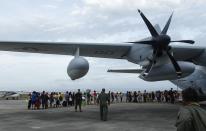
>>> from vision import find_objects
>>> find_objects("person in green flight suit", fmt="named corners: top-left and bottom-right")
top-left (75, 89), bottom-right (82, 112)
top-left (175, 87), bottom-right (206, 131)
top-left (97, 88), bottom-right (110, 121)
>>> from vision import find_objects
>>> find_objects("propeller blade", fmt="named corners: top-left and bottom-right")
top-left (138, 9), bottom-right (159, 37)
top-left (154, 24), bottom-right (161, 34)
top-left (171, 40), bottom-right (195, 44)
top-left (161, 12), bottom-right (173, 35)
top-left (127, 40), bottom-right (155, 45)
top-left (143, 50), bottom-right (158, 76)
top-left (166, 50), bottom-right (182, 77)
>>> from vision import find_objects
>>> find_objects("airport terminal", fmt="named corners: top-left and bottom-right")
top-left (0, 0), bottom-right (206, 131)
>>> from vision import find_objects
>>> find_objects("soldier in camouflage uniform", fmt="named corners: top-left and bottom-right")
top-left (97, 88), bottom-right (110, 121)
top-left (175, 87), bottom-right (206, 131)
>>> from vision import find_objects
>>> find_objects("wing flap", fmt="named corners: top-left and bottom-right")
top-left (107, 69), bottom-right (143, 73)
top-left (172, 45), bottom-right (204, 61)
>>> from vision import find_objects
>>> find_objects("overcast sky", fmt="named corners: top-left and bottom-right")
top-left (0, 0), bottom-right (205, 92)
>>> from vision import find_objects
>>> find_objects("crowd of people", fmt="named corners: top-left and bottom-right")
top-left (27, 88), bottom-right (180, 110)
top-left (26, 87), bottom-right (206, 130)
top-left (28, 91), bottom-right (65, 110)
top-left (124, 88), bottom-right (180, 104)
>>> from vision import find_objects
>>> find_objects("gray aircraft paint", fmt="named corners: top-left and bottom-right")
top-left (139, 61), bottom-right (195, 81)
top-left (171, 65), bottom-right (206, 94)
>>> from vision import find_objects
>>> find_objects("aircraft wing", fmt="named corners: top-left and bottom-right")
top-left (0, 41), bottom-right (204, 61)
top-left (172, 45), bottom-right (205, 61)
top-left (0, 41), bottom-right (132, 59)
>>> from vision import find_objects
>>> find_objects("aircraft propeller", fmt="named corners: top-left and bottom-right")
top-left (129, 9), bottom-right (195, 77)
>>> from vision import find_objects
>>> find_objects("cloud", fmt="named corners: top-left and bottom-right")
top-left (84, 0), bottom-right (182, 10)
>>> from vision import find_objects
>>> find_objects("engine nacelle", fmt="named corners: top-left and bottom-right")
top-left (127, 44), bottom-right (153, 64)
top-left (139, 62), bottom-right (195, 81)
top-left (67, 57), bottom-right (89, 80)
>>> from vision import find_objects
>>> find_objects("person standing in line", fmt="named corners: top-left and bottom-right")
top-left (75, 89), bottom-right (82, 112)
top-left (175, 87), bottom-right (206, 131)
top-left (164, 90), bottom-right (169, 103)
top-left (137, 91), bottom-right (142, 103)
top-left (108, 91), bottom-right (111, 102)
top-left (59, 92), bottom-right (63, 106)
top-left (28, 93), bottom-right (32, 110)
top-left (151, 91), bottom-right (155, 102)
top-left (111, 92), bottom-right (114, 103)
top-left (68, 92), bottom-right (73, 106)
top-left (49, 92), bottom-right (54, 108)
top-left (72, 92), bottom-right (75, 106)
top-left (54, 93), bottom-right (59, 108)
top-left (31, 91), bottom-right (36, 110)
top-left (93, 90), bottom-right (97, 104)
top-left (41, 91), bottom-right (47, 109)
top-left (97, 88), bottom-right (110, 121)
top-left (35, 92), bottom-right (41, 110)
top-left (120, 92), bottom-right (123, 102)
top-left (161, 92), bottom-right (165, 102)
top-left (56, 92), bottom-right (61, 107)
top-left (86, 90), bottom-right (91, 105)
top-left (115, 92), bottom-right (118, 103)
top-left (156, 91), bottom-right (161, 103)
top-left (143, 90), bottom-right (147, 103)
top-left (128, 92), bottom-right (132, 102)
top-left (65, 91), bottom-right (69, 107)
top-left (133, 91), bottom-right (138, 103)
top-left (126, 91), bottom-right (129, 103)
top-left (169, 88), bottom-right (175, 104)
top-left (45, 92), bottom-right (49, 109)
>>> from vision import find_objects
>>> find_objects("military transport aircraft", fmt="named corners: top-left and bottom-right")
top-left (0, 10), bottom-right (205, 98)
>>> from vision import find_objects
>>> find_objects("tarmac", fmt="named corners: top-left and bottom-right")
top-left (0, 100), bottom-right (183, 131)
